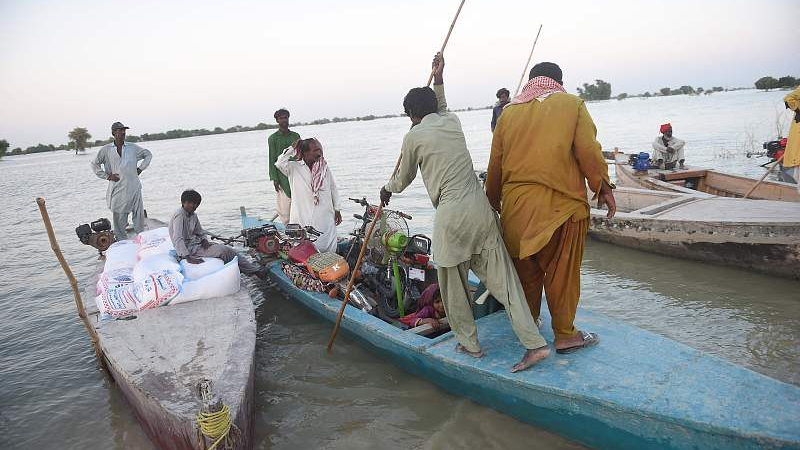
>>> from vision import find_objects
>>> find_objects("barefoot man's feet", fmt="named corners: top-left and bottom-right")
top-left (511, 345), bottom-right (550, 373)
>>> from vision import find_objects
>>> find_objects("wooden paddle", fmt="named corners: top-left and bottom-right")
top-left (744, 154), bottom-right (784, 199)
top-left (36, 197), bottom-right (106, 366)
top-left (327, 0), bottom-right (467, 352)
top-left (514, 24), bottom-right (543, 96)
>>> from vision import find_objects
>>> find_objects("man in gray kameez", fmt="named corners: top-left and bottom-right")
top-left (90, 122), bottom-right (152, 239)
top-left (168, 189), bottom-right (266, 278)
top-left (380, 53), bottom-right (550, 373)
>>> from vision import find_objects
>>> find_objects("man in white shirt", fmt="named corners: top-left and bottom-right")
top-left (652, 123), bottom-right (685, 169)
top-left (276, 138), bottom-right (342, 253)
top-left (90, 122), bottom-right (152, 239)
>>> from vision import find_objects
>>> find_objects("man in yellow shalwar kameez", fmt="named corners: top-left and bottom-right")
top-left (486, 62), bottom-right (617, 354)
top-left (782, 86), bottom-right (800, 188)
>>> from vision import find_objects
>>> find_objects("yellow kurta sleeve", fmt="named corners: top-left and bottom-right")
top-left (486, 115), bottom-right (505, 211)
top-left (783, 87), bottom-right (800, 168)
top-left (573, 101), bottom-right (612, 198)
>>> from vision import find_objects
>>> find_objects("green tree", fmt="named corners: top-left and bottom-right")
top-left (68, 127), bottom-right (92, 154)
top-left (778, 76), bottom-right (798, 88)
top-left (712, 86), bottom-right (724, 92)
top-left (577, 79), bottom-right (612, 101)
top-left (679, 85), bottom-right (695, 95)
top-left (659, 87), bottom-right (671, 96)
top-left (755, 76), bottom-right (779, 91)
top-left (643, 91), bottom-right (652, 97)
top-left (616, 93), bottom-right (628, 100)
top-left (0, 139), bottom-right (8, 160)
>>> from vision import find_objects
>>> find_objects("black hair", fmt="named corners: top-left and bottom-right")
top-left (274, 108), bottom-right (290, 119)
top-left (297, 138), bottom-right (319, 156)
top-left (529, 62), bottom-right (563, 84)
top-left (496, 88), bottom-right (510, 98)
top-left (403, 87), bottom-right (438, 119)
top-left (181, 189), bottom-right (202, 204)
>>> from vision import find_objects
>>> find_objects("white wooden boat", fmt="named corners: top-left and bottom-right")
top-left (83, 219), bottom-right (256, 449)
top-left (612, 153), bottom-right (800, 202)
top-left (588, 187), bottom-right (800, 279)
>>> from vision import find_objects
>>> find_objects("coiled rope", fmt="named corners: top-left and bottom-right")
top-left (197, 404), bottom-right (233, 450)
top-left (196, 379), bottom-right (239, 450)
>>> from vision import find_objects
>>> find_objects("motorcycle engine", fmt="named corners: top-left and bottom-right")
top-left (75, 218), bottom-right (115, 253)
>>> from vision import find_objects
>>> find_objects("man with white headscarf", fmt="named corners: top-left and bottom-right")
top-left (276, 138), bottom-right (342, 252)
top-left (90, 121), bottom-right (153, 239)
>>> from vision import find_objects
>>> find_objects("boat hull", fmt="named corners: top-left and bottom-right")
top-left (266, 261), bottom-right (800, 450)
top-left (614, 160), bottom-right (800, 202)
top-left (84, 221), bottom-right (256, 450)
top-left (588, 213), bottom-right (800, 279)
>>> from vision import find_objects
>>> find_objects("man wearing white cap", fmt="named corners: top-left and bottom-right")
top-left (90, 122), bottom-right (153, 239)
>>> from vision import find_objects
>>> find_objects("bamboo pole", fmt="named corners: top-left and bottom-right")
top-left (328, 0), bottom-right (468, 352)
top-left (514, 24), bottom-right (543, 95)
top-left (425, 0), bottom-right (466, 87)
top-left (744, 154), bottom-right (783, 198)
top-left (36, 197), bottom-right (104, 364)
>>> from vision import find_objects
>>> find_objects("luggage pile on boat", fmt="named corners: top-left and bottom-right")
top-left (95, 227), bottom-right (241, 319)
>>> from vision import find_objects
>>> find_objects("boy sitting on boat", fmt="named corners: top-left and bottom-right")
top-left (169, 189), bottom-right (267, 279)
top-left (652, 123), bottom-right (686, 169)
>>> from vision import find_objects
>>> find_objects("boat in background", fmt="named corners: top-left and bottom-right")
top-left (83, 219), bottom-right (256, 450)
top-left (588, 187), bottom-right (800, 279)
top-left (241, 207), bottom-right (800, 450)
top-left (611, 152), bottom-right (800, 202)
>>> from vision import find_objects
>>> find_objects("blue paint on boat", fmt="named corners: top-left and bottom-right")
top-left (243, 211), bottom-right (800, 450)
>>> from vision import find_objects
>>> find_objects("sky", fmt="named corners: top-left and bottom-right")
top-left (1, 0), bottom-right (798, 148)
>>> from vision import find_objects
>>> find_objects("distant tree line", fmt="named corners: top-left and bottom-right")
top-left (1, 112), bottom-right (410, 157)
top-left (754, 75), bottom-right (798, 91)
top-left (575, 80), bottom-right (735, 102)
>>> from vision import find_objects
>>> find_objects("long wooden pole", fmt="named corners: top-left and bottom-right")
top-left (329, 1), bottom-right (468, 352)
top-left (514, 24), bottom-right (543, 95)
top-left (36, 197), bottom-right (105, 364)
top-left (744, 154), bottom-right (784, 199)
top-left (425, 0), bottom-right (467, 87)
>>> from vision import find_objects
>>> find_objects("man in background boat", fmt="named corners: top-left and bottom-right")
top-left (169, 189), bottom-right (267, 278)
top-left (486, 62), bottom-right (616, 355)
top-left (381, 53), bottom-right (549, 373)
top-left (491, 88), bottom-right (511, 132)
top-left (268, 109), bottom-right (301, 223)
top-left (276, 138), bottom-right (342, 253)
top-left (90, 121), bottom-right (152, 240)
top-left (782, 86), bottom-right (800, 187)
top-left (652, 123), bottom-right (685, 169)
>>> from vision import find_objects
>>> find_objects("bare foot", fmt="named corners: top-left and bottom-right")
top-left (511, 345), bottom-right (550, 373)
top-left (456, 343), bottom-right (484, 358)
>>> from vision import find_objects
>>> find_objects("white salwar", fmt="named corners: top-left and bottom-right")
top-left (275, 147), bottom-right (341, 253)
top-left (276, 189), bottom-right (291, 224)
top-left (90, 142), bottom-right (152, 239)
top-left (651, 135), bottom-right (685, 165)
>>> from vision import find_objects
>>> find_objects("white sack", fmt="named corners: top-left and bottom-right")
top-left (96, 284), bottom-right (139, 320)
top-left (134, 270), bottom-right (183, 310)
top-left (172, 257), bottom-right (240, 305)
top-left (96, 268), bottom-right (134, 295)
top-left (180, 257), bottom-right (225, 280)
top-left (133, 253), bottom-right (181, 284)
top-left (135, 227), bottom-right (174, 261)
top-left (104, 240), bottom-right (138, 272)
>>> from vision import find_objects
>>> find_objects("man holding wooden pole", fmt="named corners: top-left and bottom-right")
top-left (380, 53), bottom-right (549, 373)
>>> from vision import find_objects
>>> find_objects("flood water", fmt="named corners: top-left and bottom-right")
top-left (1, 89), bottom-right (798, 449)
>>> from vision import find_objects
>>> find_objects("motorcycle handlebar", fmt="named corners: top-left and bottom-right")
top-left (304, 226), bottom-right (322, 236)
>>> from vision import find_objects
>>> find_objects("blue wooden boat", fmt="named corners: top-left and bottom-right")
top-left (241, 209), bottom-right (800, 450)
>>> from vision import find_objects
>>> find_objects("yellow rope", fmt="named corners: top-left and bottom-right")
top-left (196, 404), bottom-right (233, 450)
